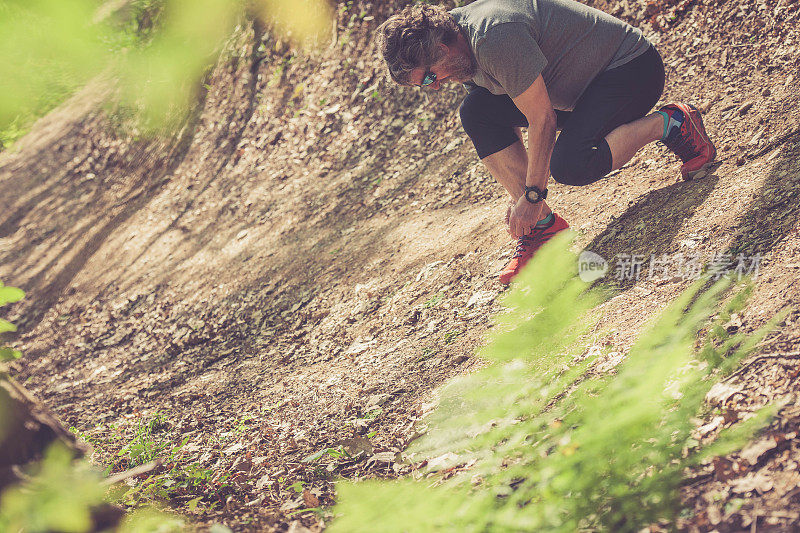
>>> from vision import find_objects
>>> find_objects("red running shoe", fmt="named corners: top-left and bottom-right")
top-left (498, 213), bottom-right (570, 285)
top-left (659, 103), bottom-right (717, 180)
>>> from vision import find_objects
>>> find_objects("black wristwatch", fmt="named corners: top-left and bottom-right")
top-left (524, 185), bottom-right (548, 204)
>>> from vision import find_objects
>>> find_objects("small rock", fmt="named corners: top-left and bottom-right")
top-left (466, 291), bottom-right (496, 307)
top-left (287, 520), bottom-right (313, 533)
top-left (370, 451), bottom-right (397, 463)
top-left (737, 101), bottom-right (754, 115)
top-left (365, 393), bottom-right (390, 409)
top-left (739, 437), bottom-right (778, 466)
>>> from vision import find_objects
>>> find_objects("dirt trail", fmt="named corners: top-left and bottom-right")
top-left (2, 0), bottom-right (800, 530)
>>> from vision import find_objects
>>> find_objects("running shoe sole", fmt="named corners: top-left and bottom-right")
top-left (683, 160), bottom-right (716, 180)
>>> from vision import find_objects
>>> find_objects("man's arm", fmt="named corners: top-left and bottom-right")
top-left (506, 75), bottom-right (557, 237)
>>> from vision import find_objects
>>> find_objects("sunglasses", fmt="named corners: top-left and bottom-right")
top-left (420, 71), bottom-right (437, 87)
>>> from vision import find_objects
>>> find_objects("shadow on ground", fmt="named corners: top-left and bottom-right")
top-left (581, 133), bottom-right (800, 292)
top-left (0, 116), bottom-right (200, 333)
top-left (725, 135), bottom-right (800, 260)
top-left (584, 174), bottom-right (719, 276)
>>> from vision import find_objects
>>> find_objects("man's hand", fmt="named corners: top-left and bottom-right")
top-left (508, 196), bottom-right (544, 238)
top-left (509, 75), bottom-right (557, 237)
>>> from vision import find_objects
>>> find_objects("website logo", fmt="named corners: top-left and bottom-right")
top-left (578, 251), bottom-right (609, 282)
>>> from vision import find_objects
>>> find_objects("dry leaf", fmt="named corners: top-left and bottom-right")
top-left (287, 520), bottom-right (314, 533)
top-left (712, 457), bottom-right (736, 482)
top-left (302, 489), bottom-right (320, 507)
top-left (255, 473), bottom-right (271, 490)
top-left (698, 416), bottom-right (724, 437)
top-left (426, 452), bottom-right (459, 472)
top-left (279, 497), bottom-right (303, 512)
top-left (739, 437), bottom-right (778, 466)
top-left (370, 451), bottom-right (397, 463)
top-left (705, 381), bottom-right (744, 405)
top-left (731, 471), bottom-right (774, 494)
top-left (340, 436), bottom-right (374, 457)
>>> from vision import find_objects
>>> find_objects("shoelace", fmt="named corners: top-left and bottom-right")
top-left (512, 235), bottom-right (532, 259)
top-left (511, 226), bottom-right (549, 259)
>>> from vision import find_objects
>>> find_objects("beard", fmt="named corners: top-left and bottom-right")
top-left (443, 51), bottom-right (477, 82)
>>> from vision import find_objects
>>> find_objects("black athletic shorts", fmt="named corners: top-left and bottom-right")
top-left (459, 45), bottom-right (665, 186)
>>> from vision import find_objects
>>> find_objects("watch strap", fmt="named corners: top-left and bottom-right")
top-left (524, 185), bottom-right (548, 204)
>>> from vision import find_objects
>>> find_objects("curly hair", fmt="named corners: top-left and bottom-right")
top-left (375, 4), bottom-right (461, 85)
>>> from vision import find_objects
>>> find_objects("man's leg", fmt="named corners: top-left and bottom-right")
top-left (460, 87), bottom-right (556, 220)
top-left (459, 87), bottom-right (569, 284)
top-left (605, 106), bottom-right (715, 176)
top-left (482, 140), bottom-right (552, 220)
top-left (605, 112), bottom-right (664, 170)
top-left (549, 46), bottom-right (666, 186)
top-left (550, 45), bottom-right (715, 185)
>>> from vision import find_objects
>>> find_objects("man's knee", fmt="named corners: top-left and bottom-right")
top-left (550, 139), bottom-right (612, 186)
top-left (550, 147), bottom-right (592, 186)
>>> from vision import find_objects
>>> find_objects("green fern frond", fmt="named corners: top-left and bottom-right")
top-left (331, 238), bottom-right (780, 532)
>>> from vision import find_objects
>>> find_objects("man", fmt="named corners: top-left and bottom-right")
top-left (376, 0), bottom-right (716, 284)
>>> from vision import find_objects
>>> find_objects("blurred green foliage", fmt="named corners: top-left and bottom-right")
top-left (0, 0), bottom-right (105, 147)
top-left (0, 0), bottom-right (332, 147)
top-left (115, 0), bottom-right (240, 131)
top-left (0, 444), bottom-right (107, 533)
top-left (0, 281), bottom-right (183, 530)
top-left (0, 443), bottom-right (184, 532)
top-left (332, 235), bottom-right (782, 532)
top-left (0, 281), bottom-right (25, 362)
top-left (117, 508), bottom-right (184, 533)
top-left (0, 280), bottom-right (24, 449)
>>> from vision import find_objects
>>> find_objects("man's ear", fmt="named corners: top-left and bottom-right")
top-left (438, 42), bottom-right (450, 55)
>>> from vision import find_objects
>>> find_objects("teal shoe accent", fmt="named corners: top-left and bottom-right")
top-left (658, 106), bottom-right (686, 142)
top-left (535, 212), bottom-right (554, 227)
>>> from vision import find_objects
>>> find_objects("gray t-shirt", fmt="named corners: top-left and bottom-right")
top-left (450, 0), bottom-right (651, 109)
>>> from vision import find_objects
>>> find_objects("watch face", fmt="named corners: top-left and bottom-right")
top-left (526, 188), bottom-right (541, 203)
